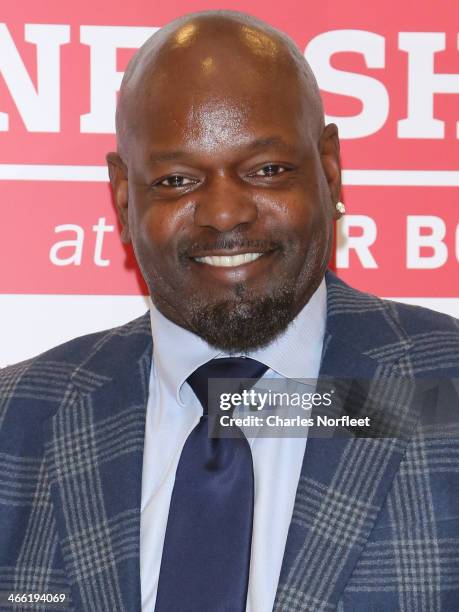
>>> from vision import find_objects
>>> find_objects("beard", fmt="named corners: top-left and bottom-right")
top-left (188, 281), bottom-right (297, 353)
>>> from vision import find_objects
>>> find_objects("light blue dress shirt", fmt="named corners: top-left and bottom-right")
top-left (140, 279), bottom-right (327, 611)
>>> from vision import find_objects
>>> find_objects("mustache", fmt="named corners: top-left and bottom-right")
top-left (179, 237), bottom-right (283, 259)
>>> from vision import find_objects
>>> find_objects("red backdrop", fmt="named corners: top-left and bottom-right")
top-left (1, 0), bottom-right (458, 365)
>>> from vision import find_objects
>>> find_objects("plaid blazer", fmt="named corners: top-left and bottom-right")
top-left (1, 271), bottom-right (458, 612)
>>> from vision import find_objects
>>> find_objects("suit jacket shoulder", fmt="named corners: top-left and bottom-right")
top-left (325, 270), bottom-right (459, 377)
top-left (0, 313), bottom-right (152, 422)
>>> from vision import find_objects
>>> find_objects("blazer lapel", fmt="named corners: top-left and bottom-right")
top-left (43, 315), bottom-right (152, 612)
top-left (274, 272), bottom-right (420, 612)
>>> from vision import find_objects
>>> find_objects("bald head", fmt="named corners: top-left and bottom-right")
top-left (116, 10), bottom-right (324, 159)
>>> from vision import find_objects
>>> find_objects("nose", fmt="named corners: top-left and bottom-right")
top-left (194, 174), bottom-right (258, 232)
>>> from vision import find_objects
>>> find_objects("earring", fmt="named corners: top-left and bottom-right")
top-left (336, 201), bottom-right (346, 214)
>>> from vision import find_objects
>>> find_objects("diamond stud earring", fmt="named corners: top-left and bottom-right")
top-left (336, 201), bottom-right (346, 214)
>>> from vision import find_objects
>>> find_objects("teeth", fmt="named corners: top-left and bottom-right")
top-left (195, 253), bottom-right (263, 267)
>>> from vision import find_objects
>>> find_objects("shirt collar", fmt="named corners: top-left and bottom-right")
top-left (149, 278), bottom-right (327, 406)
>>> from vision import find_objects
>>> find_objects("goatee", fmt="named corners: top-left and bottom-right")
top-left (189, 283), bottom-right (297, 352)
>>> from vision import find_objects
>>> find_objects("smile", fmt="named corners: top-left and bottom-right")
top-left (193, 253), bottom-right (263, 267)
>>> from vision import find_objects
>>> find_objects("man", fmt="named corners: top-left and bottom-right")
top-left (1, 10), bottom-right (458, 612)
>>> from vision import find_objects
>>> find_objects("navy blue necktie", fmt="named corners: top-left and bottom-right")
top-left (154, 357), bottom-right (268, 612)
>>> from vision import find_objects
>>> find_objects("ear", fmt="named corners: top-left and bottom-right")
top-left (319, 123), bottom-right (343, 220)
top-left (106, 152), bottom-right (130, 243)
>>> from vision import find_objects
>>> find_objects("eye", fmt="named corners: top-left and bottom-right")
top-left (251, 164), bottom-right (288, 177)
top-left (157, 175), bottom-right (197, 188)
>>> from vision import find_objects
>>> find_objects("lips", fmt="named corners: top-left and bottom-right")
top-left (193, 252), bottom-right (263, 267)
top-left (188, 248), bottom-right (278, 284)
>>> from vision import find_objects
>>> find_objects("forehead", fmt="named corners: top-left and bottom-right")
top-left (120, 20), bottom-right (319, 159)
top-left (131, 57), bottom-right (311, 159)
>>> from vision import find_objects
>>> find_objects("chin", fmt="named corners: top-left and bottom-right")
top-left (189, 288), bottom-right (297, 353)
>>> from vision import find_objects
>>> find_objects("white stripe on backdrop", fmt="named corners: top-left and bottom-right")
top-left (1, 294), bottom-right (458, 368)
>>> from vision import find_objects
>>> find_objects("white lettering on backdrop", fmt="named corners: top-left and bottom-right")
top-left (0, 25), bottom-right (457, 138)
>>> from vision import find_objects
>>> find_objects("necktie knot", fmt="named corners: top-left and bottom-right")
top-left (186, 357), bottom-right (269, 415)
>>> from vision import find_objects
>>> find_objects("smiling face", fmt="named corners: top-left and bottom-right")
top-left (108, 14), bottom-right (342, 352)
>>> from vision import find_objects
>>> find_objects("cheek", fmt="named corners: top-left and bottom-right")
top-left (260, 191), bottom-right (316, 244)
top-left (267, 192), bottom-right (332, 274)
top-left (133, 200), bottom-right (183, 258)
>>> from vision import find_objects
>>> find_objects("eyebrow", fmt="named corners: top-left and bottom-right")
top-left (245, 136), bottom-right (293, 151)
top-left (148, 136), bottom-right (296, 163)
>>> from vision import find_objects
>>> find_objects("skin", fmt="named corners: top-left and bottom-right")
top-left (107, 11), bottom-right (342, 352)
